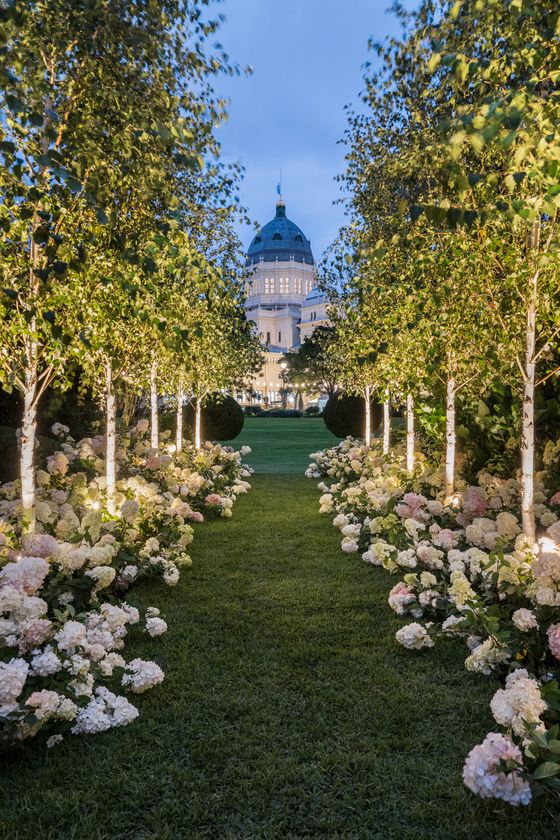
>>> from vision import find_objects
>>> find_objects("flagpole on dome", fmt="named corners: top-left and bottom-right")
top-left (276, 170), bottom-right (285, 216)
top-left (276, 171), bottom-right (284, 202)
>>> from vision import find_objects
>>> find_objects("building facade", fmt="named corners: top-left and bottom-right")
top-left (243, 200), bottom-right (329, 404)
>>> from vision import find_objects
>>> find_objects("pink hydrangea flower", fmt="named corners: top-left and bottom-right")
top-left (547, 623), bottom-right (560, 660)
top-left (388, 582), bottom-right (415, 615)
top-left (396, 493), bottom-right (428, 522)
top-left (0, 556), bottom-right (49, 595)
top-left (21, 533), bottom-right (59, 559)
top-left (457, 486), bottom-right (488, 525)
top-left (205, 494), bottom-right (221, 506)
top-left (433, 528), bottom-right (459, 550)
top-left (463, 732), bottom-right (530, 806)
top-left (550, 491), bottom-right (560, 507)
top-left (18, 618), bottom-right (53, 652)
top-left (144, 455), bottom-right (161, 470)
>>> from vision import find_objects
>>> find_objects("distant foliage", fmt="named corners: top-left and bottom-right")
top-left (261, 409), bottom-right (303, 418)
top-left (185, 395), bottom-right (244, 442)
top-left (323, 392), bottom-right (382, 439)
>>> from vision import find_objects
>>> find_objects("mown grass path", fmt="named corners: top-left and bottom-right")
top-left (1, 421), bottom-right (559, 838)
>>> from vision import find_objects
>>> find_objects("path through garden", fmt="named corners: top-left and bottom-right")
top-left (1, 420), bottom-right (558, 838)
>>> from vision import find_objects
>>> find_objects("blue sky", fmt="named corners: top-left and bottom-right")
top-left (215, 0), bottom-right (416, 260)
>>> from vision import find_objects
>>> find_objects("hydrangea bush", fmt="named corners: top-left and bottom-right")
top-left (309, 436), bottom-right (560, 806)
top-left (0, 423), bottom-right (252, 749)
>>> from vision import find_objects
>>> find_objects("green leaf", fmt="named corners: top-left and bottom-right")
top-left (533, 762), bottom-right (560, 780)
top-left (53, 261), bottom-right (67, 276)
top-left (467, 172), bottom-right (483, 187)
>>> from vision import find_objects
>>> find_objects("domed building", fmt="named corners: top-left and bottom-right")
top-left (243, 199), bottom-right (330, 405)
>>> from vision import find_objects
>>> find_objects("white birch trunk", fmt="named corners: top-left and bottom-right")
top-left (150, 357), bottom-right (158, 450)
top-left (445, 377), bottom-right (456, 497)
top-left (520, 285), bottom-right (537, 541)
top-left (21, 363), bottom-right (37, 532)
top-left (176, 381), bottom-right (183, 454)
top-left (364, 385), bottom-right (372, 446)
top-left (20, 93), bottom-right (53, 532)
top-left (105, 362), bottom-right (117, 515)
top-left (194, 397), bottom-right (202, 450)
top-left (382, 397), bottom-right (390, 455)
top-left (406, 392), bottom-right (415, 474)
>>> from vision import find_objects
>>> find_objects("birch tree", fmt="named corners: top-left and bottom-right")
top-left (418, 0), bottom-right (560, 536)
top-left (0, 0), bottom-right (243, 526)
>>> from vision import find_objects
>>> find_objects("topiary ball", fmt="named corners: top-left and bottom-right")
top-left (323, 392), bottom-right (382, 439)
top-left (185, 394), bottom-right (244, 442)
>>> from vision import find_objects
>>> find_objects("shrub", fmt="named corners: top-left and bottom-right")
top-left (323, 392), bottom-right (382, 439)
top-left (244, 405), bottom-right (265, 416)
top-left (185, 394), bottom-right (244, 442)
top-left (305, 405), bottom-right (322, 416)
top-left (260, 408), bottom-right (303, 418)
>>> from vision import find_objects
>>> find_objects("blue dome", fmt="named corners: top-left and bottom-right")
top-left (304, 287), bottom-right (326, 303)
top-left (246, 201), bottom-right (314, 267)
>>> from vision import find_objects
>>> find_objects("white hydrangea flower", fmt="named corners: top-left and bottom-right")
top-left (55, 620), bottom-right (87, 652)
top-left (145, 617), bottom-right (167, 637)
top-left (30, 646), bottom-right (62, 677)
top-left (72, 687), bottom-right (139, 734)
top-left (490, 669), bottom-right (547, 737)
top-left (442, 615), bottom-right (466, 634)
top-left (0, 658), bottom-right (29, 705)
top-left (465, 638), bottom-right (510, 675)
top-left (395, 622), bottom-right (433, 650)
top-left (511, 608), bottom-right (538, 632)
top-left (121, 658), bottom-right (164, 693)
top-left (396, 549), bottom-right (417, 569)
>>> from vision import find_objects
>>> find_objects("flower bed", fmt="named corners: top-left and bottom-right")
top-left (308, 437), bottom-right (560, 806)
top-left (0, 423), bottom-right (252, 749)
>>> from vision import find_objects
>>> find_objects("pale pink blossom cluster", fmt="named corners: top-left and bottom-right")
top-left (463, 733), bottom-right (531, 806)
top-left (546, 623), bottom-right (560, 660)
top-left (310, 435), bottom-right (560, 807)
top-left (395, 493), bottom-right (428, 522)
top-left (0, 423), bottom-right (252, 752)
top-left (388, 582), bottom-right (415, 616)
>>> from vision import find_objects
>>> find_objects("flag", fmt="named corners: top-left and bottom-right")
top-left (276, 182), bottom-right (282, 196)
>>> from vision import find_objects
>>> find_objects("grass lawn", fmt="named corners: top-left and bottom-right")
top-left (1, 421), bottom-right (559, 838)
top-left (231, 416), bottom-right (339, 474)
